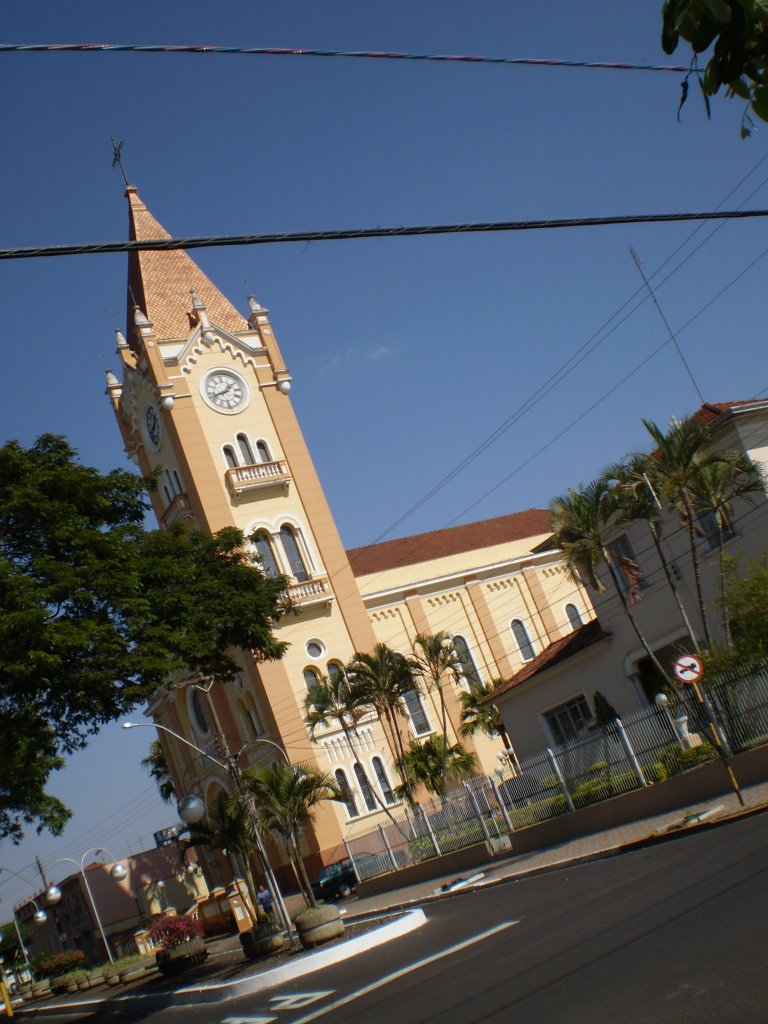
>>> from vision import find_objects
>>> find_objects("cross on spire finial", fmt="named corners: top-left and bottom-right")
top-left (110, 136), bottom-right (130, 187)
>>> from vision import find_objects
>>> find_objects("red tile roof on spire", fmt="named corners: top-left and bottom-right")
top-left (126, 186), bottom-right (249, 342)
top-left (347, 509), bottom-right (552, 576)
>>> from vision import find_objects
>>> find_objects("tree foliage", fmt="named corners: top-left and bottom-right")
top-left (661, 0), bottom-right (768, 135)
top-left (395, 735), bottom-right (478, 799)
top-left (705, 555), bottom-right (768, 673)
top-left (0, 435), bottom-right (288, 842)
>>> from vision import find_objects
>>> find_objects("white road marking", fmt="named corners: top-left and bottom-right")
top-left (221, 1016), bottom-right (277, 1023)
top-left (270, 992), bottom-right (333, 1010)
top-left (285, 920), bottom-right (520, 1024)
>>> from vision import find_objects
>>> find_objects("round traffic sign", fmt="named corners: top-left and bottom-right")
top-left (673, 653), bottom-right (704, 685)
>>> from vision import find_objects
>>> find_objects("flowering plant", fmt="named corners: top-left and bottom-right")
top-left (148, 913), bottom-right (203, 951)
top-left (40, 950), bottom-right (85, 978)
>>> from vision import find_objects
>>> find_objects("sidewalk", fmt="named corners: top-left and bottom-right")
top-left (12, 781), bottom-right (768, 1014)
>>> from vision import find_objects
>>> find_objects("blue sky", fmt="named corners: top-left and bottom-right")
top-left (2, 0), bottom-right (767, 907)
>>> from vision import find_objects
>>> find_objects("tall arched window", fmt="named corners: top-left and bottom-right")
top-left (452, 635), bottom-right (481, 689)
top-left (191, 689), bottom-right (210, 734)
top-left (223, 445), bottom-right (238, 468)
top-left (511, 619), bottom-right (536, 661)
top-left (372, 757), bottom-right (395, 804)
top-left (256, 440), bottom-right (272, 463)
top-left (237, 433), bottom-right (255, 465)
top-left (253, 532), bottom-right (280, 578)
top-left (279, 525), bottom-right (309, 582)
top-left (162, 483), bottom-right (172, 504)
top-left (403, 690), bottom-right (431, 736)
top-left (353, 762), bottom-right (377, 812)
top-left (172, 470), bottom-right (183, 495)
top-left (565, 603), bottom-right (583, 630)
top-left (303, 667), bottom-right (321, 693)
top-left (327, 661), bottom-right (344, 684)
top-left (335, 769), bottom-right (358, 818)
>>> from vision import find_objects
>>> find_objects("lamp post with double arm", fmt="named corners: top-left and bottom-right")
top-left (122, 721), bottom-right (292, 937)
top-left (50, 850), bottom-right (127, 964)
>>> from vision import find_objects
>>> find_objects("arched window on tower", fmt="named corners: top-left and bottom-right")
top-left (279, 525), bottom-right (309, 582)
top-left (452, 635), bottom-right (482, 690)
top-left (403, 690), bottom-right (431, 736)
top-left (353, 762), bottom-right (377, 812)
top-left (327, 661), bottom-right (344, 684)
top-left (237, 433), bottom-right (255, 465)
top-left (335, 769), bottom-right (358, 818)
top-left (372, 757), bottom-right (395, 804)
top-left (565, 603), bottom-right (584, 630)
top-left (253, 531), bottom-right (280, 578)
top-left (256, 440), bottom-right (272, 463)
top-left (223, 445), bottom-right (238, 469)
top-left (172, 470), bottom-right (183, 494)
top-left (303, 667), bottom-right (321, 693)
top-left (190, 689), bottom-right (210, 734)
top-left (511, 619), bottom-right (536, 662)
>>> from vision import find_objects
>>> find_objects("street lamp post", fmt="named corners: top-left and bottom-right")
top-left (122, 721), bottom-right (292, 937)
top-left (0, 867), bottom-right (62, 968)
top-left (51, 849), bottom-right (127, 964)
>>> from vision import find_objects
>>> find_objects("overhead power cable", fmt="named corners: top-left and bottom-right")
top-left (0, 42), bottom-right (691, 74)
top-left (3, 208), bottom-right (768, 261)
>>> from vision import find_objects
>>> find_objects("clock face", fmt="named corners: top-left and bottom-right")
top-left (144, 405), bottom-right (161, 447)
top-left (202, 370), bottom-right (249, 412)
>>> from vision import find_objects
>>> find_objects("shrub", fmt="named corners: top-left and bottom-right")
top-left (148, 914), bottom-right (203, 951)
top-left (39, 950), bottom-right (86, 979)
top-left (658, 742), bottom-right (718, 778)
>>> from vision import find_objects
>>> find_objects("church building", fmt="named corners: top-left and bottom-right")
top-left (106, 187), bottom-right (592, 879)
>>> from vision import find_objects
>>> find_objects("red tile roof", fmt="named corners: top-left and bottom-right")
top-left (694, 399), bottom-right (768, 428)
top-left (126, 187), bottom-right (249, 342)
top-left (347, 509), bottom-right (552, 576)
top-left (487, 619), bottom-right (611, 701)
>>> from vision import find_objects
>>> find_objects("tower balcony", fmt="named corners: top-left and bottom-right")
top-left (283, 576), bottom-right (334, 610)
top-left (225, 460), bottom-right (292, 498)
top-left (160, 492), bottom-right (193, 527)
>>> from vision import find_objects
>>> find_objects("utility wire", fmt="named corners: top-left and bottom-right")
top-left (0, 42), bottom-right (691, 74)
top-left (3, 209), bottom-right (768, 262)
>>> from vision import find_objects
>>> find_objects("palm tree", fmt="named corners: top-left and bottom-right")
top-left (458, 678), bottom-right (511, 747)
top-left (141, 740), bottom-right (176, 803)
top-left (346, 644), bottom-right (418, 803)
top-left (183, 792), bottom-right (261, 926)
top-left (411, 632), bottom-right (463, 797)
top-left (239, 762), bottom-right (340, 908)
top-left (395, 736), bottom-right (478, 799)
top-left (305, 671), bottom-right (408, 832)
top-left (603, 455), bottom-right (700, 653)
top-left (690, 454), bottom-right (765, 644)
top-left (549, 479), bottom-right (674, 687)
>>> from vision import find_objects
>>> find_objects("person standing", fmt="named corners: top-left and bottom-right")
top-left (257, 884), bottom-right (274, 918)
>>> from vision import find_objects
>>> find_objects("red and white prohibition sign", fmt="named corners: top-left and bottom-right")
top-left (673, 653), bottom-right (704, 685)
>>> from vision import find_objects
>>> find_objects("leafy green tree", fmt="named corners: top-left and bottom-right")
top-left (0, 919), bottom-right (27, 968)
top-left (705, 555), bottom-right (768, 674)
top-left (661, 0), bottom-right (768, 135)
top-left (0, 434), bottom-right (287, 841)
top-left (141, 740), bottom-right (176, 803)
top-left (239, 762), bottom-right (340, 907)
top-left (395, 736), bottom-right (478, 800)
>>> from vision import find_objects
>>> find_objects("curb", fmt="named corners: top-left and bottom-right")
top-left (15, 908), bottom-right (428, 1013)
top-left (342, 800), bottom-right (768, 920)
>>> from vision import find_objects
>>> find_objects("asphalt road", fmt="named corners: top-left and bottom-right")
top-left (19, 811), bottom-right (768, 1024)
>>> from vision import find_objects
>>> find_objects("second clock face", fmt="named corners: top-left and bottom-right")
top-left (202, 370), bottom-right (249, 412)
top-left (145, 405), bottom-right (161, 447)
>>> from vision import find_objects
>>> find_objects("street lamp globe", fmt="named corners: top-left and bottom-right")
top-left (44, 885), bottom-right (62, 906)
top-left (110, 863), bottom-right (128, 882)
top-left (177, 794), bottom-right (206, 824)
top-left (33, 909), bottom-right (47, 925)
top-left (655, 693), bottom-right (669, 708)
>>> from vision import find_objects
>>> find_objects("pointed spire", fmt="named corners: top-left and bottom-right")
top-left (126, 188), bottom-right (249, 342)
top-left (115, 329), bottom-right (128, 349)
top-left (105, 370), bottom-right (120, 389)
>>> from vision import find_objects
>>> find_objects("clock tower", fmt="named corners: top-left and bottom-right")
top-left (107, 186), bottom-right (395, 876)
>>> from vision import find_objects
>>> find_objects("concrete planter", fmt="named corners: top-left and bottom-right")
top-left (240, 927), bottom-right (286, 960)
top-left (30, 979), bottom-right (51, 999)
top-left (294, 904), bottom-right (345, 949)
top-left (118, 966), bottom-right (147, 984)
top-left (105, 973), bottom-right (121, 987)
top-left (156, 936), bottom-right (208, 976)
top-left (77, 977), bottom-right (92, 991)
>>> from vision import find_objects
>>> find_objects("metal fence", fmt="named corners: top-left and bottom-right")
top-left (344, 664), bottom-right (768, 882)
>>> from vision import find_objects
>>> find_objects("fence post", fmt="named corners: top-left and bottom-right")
top-left (614, 717), bottom-right (647, 787)
top-left (463, 782), bottom-right (491, 841)
top-left (417, 804), bottom-right (441, 857)
top-left (378, 823), bottom-right (399, 870)
top-left (546, 748), bottom-right (575, 812)
top-left (343, 839), bottom-right (362, 879)
top-left (490, 776), bottom-right (514, 833)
